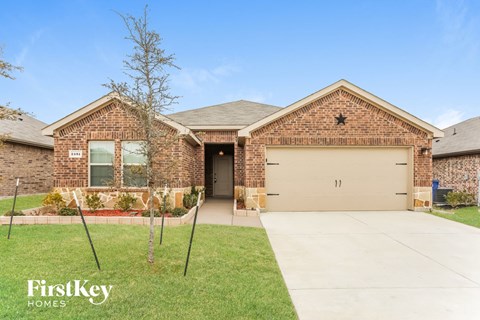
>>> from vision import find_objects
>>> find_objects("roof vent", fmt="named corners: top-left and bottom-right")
top-left (453, 128), bottom-right (457, 135)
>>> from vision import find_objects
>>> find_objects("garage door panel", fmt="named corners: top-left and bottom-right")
top-left (266, 147), bottom-right (410, 211)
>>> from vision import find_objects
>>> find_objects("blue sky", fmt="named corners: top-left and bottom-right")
top-left (1, 0), bottom-right (479, 128)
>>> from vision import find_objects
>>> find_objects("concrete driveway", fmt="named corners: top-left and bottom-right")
top-left (261, 211), bottom-right (480, 320)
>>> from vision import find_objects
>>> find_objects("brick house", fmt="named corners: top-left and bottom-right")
top-left (0, 114), bottom-right (54, 196)
top-left (42, 80), bottom-right (443, 211)
top-left (433, 117), bottom-right (480, 202)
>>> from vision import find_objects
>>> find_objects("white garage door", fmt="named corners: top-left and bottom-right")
top-left (265, 147), bottom-right (411, 211)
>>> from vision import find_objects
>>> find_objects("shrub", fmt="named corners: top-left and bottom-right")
top-left (42, 192), bottom-right (66, 212)
top-left (190, 185), bottom-right (198, 196)
top-left (4, 210), bottom-right (24, 216)
top-left (85, 193), bottom-right (104, 212)
top-left (191, 186), bottom-right (205, 199)
top-left (182, 186), bottom-right (204, 209)
top-left (171, 207), bottom-right (188, 217)
top-left (141, 210), bottom-right (160, 217)
top-left (115, 193), bottom-right (137, 212)
top-left (58, 207), bottom-right (78, 216)
top-left (445, 191), bottom-right (476, 208)
top-left (183, 193), bottom-right (198, 209)
top-left (159, 194), bottom-right (173, 214)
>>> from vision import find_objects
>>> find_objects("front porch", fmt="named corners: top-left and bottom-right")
top-left (197, 198), bottom-right (262, 228)
top-left (204, 143), bottom-right (235, 198)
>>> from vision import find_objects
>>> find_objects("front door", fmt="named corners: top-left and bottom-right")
top-left (213, 155), bottom-right (233, 197)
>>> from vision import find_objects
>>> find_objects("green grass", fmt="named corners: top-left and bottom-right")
top-left (429, 206), bottom-right (480, 228)
top-left (0, 194), bottom-right (45, 214)
top-left (0, 224), bottom-right (296, 320)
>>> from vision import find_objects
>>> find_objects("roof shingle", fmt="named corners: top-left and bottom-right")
top-left (168, 100), bottom-right (282, 127)
top-left (432, 116), bottom-right (480, 157)
top-left (0, 113), bottom-right (53, 148)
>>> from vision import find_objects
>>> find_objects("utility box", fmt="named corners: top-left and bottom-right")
top-left (434, 188), bottom-right (453, 204)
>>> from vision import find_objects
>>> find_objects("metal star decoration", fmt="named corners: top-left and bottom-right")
top-left (335, 113), bottom-right (347, 125)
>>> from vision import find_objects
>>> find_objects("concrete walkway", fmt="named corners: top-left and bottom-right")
top-left (262, 211), bottom-right (480, 320)
top-left (196, 198), bottom-right (262, 228)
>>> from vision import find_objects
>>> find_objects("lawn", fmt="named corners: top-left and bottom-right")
top-left (0, 224), bottom-right (296, 320)
top-left (0, 194), bottom-right (45, 214)
top-left (429, 206), bottom-right (480, 228)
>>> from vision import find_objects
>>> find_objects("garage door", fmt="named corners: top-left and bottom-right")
top-left (265, 147), bottom-right (411, 211)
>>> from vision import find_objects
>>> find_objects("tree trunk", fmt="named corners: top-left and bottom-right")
top-left (147, 186), bottom-right (155, 263)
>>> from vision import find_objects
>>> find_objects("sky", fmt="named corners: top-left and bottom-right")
top-left (1, 0), bottom-right (479, 128)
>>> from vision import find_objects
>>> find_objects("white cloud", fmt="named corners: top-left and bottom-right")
top-left (432, 109), bottom-right (465, 129)
top-left (171, 63), bottom-right (241, 92)
top-left (15, 29), bottom-right (46, 66)
top-left (211, 64), bottom-right (240, 77)
top-left (436, 0), bottom-right (480, 58)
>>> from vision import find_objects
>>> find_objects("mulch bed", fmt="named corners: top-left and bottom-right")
top-left (236, 200), bottom-right (246, 210)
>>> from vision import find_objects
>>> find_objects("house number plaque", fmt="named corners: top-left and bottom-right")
top-left (69, 150), bottom-right (83, 158)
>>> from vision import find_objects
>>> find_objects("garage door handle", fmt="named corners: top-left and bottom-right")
top-left (339, 179), bottom-right (342, 187)
top-left (335, 180), bottom-right (337, 187)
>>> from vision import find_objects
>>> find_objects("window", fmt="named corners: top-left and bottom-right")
top-left (89, 141), bottom-right (115, 187)
top-left (122, 141), bottom-right (147, 187)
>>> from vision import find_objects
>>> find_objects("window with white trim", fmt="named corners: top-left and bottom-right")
top-left (89, 141), bottom-right (115, 187)
top-left (122, 141), bottom-right (147, 187)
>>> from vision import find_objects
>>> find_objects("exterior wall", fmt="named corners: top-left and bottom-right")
top-left (244, 89), bottom-right (433, 210)
top-left (433, 154), bottom-right (480, 201)
top-left (52, 101), bottom-right (199, 208)
top-left (179, 139), bottom-right (196, 187)
top-left (54, 101), bottom-right (191, 188)
top-left (54, 186), bottom-right (192, 210)
top-left (0, 141), bottom-right (53, 196)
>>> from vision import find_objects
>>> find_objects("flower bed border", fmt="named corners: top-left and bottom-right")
top-left (0, 200), bottom-right (204, 226)
top-left (233, 199), bottom-right (259, 217)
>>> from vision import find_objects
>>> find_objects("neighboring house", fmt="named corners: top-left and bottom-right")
top-left (42, 80), bottom-right (443, 211)
top-left (433, 117), bottom-right (480, 201)
top-left (0, 113), bottom-right (54, 196)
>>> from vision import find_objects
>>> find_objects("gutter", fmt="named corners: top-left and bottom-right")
top-left (4, 137), bottom-right (54, 150)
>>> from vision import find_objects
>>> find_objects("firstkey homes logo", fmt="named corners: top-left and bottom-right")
top-left (27, 280), bottom-right (113, 307)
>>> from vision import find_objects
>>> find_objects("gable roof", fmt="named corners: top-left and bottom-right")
top-left (168, 100), bottom-right (281, 129)
top-left (42, 93), bottom-right (201, 145)
top-left (433, 116), bottom-right (480, 157)
top-left (0, 112), bottom-right (53, 149)
top-left (238, 79), bottom-right (444, 139)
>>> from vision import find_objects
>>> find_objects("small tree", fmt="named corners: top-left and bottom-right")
top-left (1, 47), bottom-right (24, 180)
top-left (1, 46), bottom-right (23, 119)
top-left (105, 6), bottom-right (180, 263)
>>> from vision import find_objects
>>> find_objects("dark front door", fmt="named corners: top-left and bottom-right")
top-left (213, 155), bottom-right (233, 197)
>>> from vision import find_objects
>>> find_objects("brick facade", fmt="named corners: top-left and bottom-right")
top-left (53, 102), bottom-right (196, 190)
top-left (433, 154), bottom-right (480, 200)
top-left (0, 141), bottom-right (53, 196)
top-left (52, 88), bottom-right (435, 211)
top-left (243, 89), bottom-right (433, 209)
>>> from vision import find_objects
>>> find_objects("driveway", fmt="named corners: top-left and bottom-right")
top-left (261, 211), bottom-right (480, 320)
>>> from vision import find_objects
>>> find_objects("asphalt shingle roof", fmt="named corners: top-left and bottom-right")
top-left (168, 100), bottom-right (282, 126)
top-left (0, 112), bottom-right (53, 148)
top-left (432, 116), bottom-right (480, 157)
